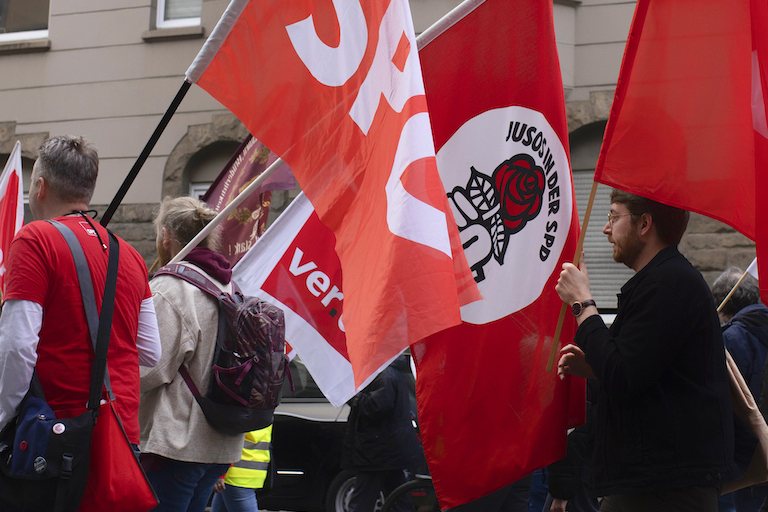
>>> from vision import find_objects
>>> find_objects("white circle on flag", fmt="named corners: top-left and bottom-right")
top-left (437, 106), bottom-right (572, 325)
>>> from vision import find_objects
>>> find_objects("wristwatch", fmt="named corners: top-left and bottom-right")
top-left (571, 299), bottom-right (596, 317)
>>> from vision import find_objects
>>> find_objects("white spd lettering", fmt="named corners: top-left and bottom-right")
top-left (349, 0), bottom-right (420, 135)
top-left (287, 0), bottom-right (450, 257)
top-left (387, 113), bottom-right (451, 257)
top-left (288, 247), bottom-right (345, 331)
top-left (285, 0), bottom-right (367, 87)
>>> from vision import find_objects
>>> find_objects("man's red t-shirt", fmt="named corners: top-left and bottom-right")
top-left (4, 215), bottom-right (151, 443)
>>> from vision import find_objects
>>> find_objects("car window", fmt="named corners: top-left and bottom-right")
top-left (282, 357), bottom-right (327, 400)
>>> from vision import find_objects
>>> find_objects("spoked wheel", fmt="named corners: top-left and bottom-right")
top-left (381, 476), bottom-right (440, 512)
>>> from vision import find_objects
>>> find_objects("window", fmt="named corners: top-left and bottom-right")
top-left (185, 140), bottom-right (240, 200)
top-left (156, 0), bottom-right (202, 29)
top-left (0, 0), bottom-right (49, 42)
top-left (282, 358), bottom-right (325, 400)
top-left (189, 182), bottom-right (211, 200)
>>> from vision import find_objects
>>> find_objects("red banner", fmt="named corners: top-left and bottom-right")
top-left (0, 141), bottom-right (24, 296)
top-left (191, 0), bottom-right (480, 386)
top-left (201, 135), bottom-right (294, 267)
top-left (595, 0), bottom-right (768, 298)
top-left (415, 0), bottom-right (584, 508)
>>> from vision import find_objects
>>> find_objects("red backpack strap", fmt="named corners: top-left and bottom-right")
top-left (154, 263), bottom-right (224, 297)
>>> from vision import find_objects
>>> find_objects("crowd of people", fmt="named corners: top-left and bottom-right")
top-left (1, 134), bottom-right (768, 512)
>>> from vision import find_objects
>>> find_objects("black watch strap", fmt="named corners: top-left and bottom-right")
top-left (571, 299), bottom-right (596, 317)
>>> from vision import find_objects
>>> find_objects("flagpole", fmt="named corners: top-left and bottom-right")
top-left (100, 79), bottom-right (192, 227)
top-left (168, 158), bottom-right (284, 264)
top-left (99, 0), bottom-right (481, 229)
top-left (546, 180), bottom-right (599, 372)
top-left (716, 268), bottom-right (751, 314)
top-left (416, 0), bottom-right (485, 49)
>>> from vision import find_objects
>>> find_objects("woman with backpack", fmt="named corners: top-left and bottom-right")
top-left (139, 196), bottom-right (245, 512)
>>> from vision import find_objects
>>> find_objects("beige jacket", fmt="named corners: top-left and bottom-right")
top-left (140, 263), bottom-right (244, 463)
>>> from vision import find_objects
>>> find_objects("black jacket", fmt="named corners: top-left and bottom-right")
top-left (547, 379), bottom-right (597, 500)
top-left (724, 303), bottom-right (768, 399)
top-left (575, 246), bottom-right (737, 495)
top-left (341, 355), bottom-right (422, 471)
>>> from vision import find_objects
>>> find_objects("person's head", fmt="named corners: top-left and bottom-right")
top-left (603, 189), bottom-right (689, 270)
top-left (29, 136), bottom-right (99, 220)
top-left (154, 196), bottom-right (221, 265)
top-left (712, 267), bottom-right (760, 323)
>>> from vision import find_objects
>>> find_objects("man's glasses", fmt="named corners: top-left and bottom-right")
top-left (607, 212), bottom-right (637, 226)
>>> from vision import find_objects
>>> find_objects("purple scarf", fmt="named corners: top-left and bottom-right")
top-left (184, 247), bottom-right (232, 284)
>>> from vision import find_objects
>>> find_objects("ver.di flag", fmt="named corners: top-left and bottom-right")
top-left (594, 0), bottom-right (768, 301)
top-left (202, 135), bottom-right (295, 267)
top-left (415, 0), bottom-right (585, 508)
top-left (0, 141), bottom-right (24, 296)
top-left (186, 0), bottom-right (480, 387)
top-left (233, 193), bottom-right (356, 407)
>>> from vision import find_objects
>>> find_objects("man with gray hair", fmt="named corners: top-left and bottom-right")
top-left (0, 135), bottom-right (161, 506)
top-left (712, 268), bottom-right (768, 512)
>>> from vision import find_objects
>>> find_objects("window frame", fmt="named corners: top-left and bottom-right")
top-left (155, 0), bottom-right (201, 29)
top-left (189, 182), bottom-right (211, 200)
top-left (0, 0), bottom-right (49, 43)
top-left (0, 28), bottom-right (48, 43)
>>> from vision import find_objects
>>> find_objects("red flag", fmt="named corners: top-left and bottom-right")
top-left (0, 141), bottom-right (24, 296)
top-left (201, 135), bottom-right (295, 266)
top-left (595, 0), bottom-right (768, 299)
top-left (187, 0), bottom-right (480, 386)
top-left (415, 0), bottom-right (584, 508)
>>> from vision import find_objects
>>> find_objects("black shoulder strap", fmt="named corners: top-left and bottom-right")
top-left (154, 263), bottom-right (239, 295)
top-left (48, 220), bottom-right (120, 409)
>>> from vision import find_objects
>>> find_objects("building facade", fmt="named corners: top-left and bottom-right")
top-left (0, 0), bottom-right (754, 303)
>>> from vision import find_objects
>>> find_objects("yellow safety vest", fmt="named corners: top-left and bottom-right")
top-left (224, 424), bottom-right (273, 489)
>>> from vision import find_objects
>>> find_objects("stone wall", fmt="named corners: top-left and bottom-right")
top-left (91, 203), bottom-right (158, 269)
top-left (680, 213), bottom-right (756, 287)
top-left (93, 187), bottom-right (301, 271)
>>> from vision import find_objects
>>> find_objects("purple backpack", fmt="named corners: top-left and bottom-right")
top-left (155, 264), bottom-right (287, 434)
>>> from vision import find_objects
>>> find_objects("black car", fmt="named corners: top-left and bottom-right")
top-left (258, 358), bottom-right (354, 512)
top-left (258, 357), bottom-right (420, 512)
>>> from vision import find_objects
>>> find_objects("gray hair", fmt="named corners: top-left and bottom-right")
top-left (154, 196), bottom-right (222, 252)
top-left (35, 136), bottom-right (99, 203)
top-left (712, 266), bottom-right (760, 317)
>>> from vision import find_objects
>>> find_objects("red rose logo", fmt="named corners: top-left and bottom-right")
top-left (492, 154), bottom-right (545, 234)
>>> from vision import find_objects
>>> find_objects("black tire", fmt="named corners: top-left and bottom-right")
top-left (326, 469), bottom-right (356, 512)
top-left (381, 477), bottom-right (439, 512)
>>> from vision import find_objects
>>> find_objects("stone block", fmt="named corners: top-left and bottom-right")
top-left (686, 213), bottom-right (734, 234)
top-left (684, 249), bottom-right (727, 272)
top-left (727, 249), bottom-right (757, 271)
top-left (566, 100), bottom-right (593, 132)
top-left (683, 233), bottom-right (754, 251)
top-left (120, 203), bottom-right (156, 223)
top-left (0, 122), bottom-right (16, 153)
top-left (590, 90), bottom-right (614, 121)
top-left (110, 222), bottom-right (155, 242)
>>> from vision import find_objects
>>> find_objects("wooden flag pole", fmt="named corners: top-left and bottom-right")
top-left (546, 180), bottom-right (600, 372)
top-left (168, 157), bottom-right (284, 265)
top-left (716, 268), bottom-right (751, 314)
top-left (101, 79), bottom-right (192, 227)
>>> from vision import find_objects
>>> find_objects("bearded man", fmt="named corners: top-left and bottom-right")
top-left (554, 189), bottom-right (736, 512)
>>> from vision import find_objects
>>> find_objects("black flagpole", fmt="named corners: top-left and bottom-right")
top-left (101, 79), bottom-right (192, 226)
